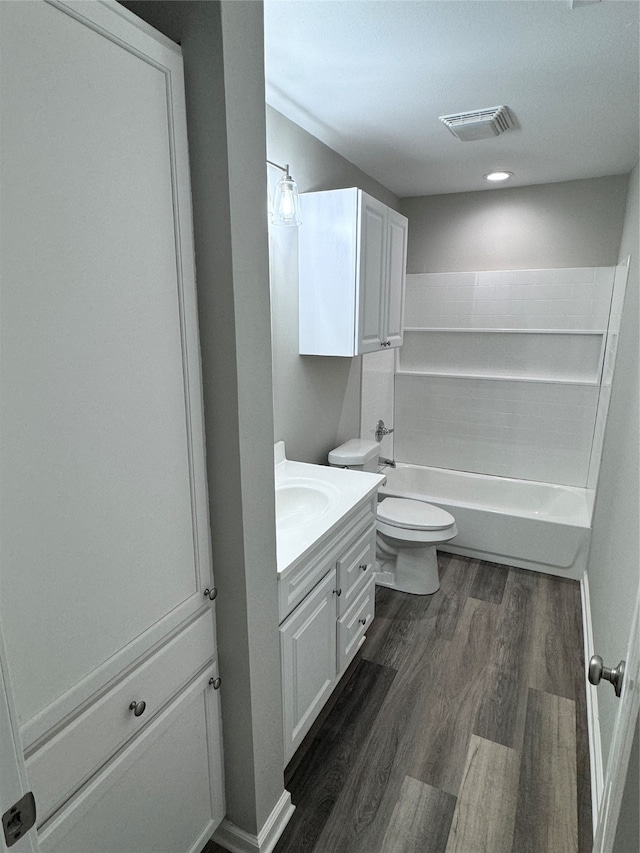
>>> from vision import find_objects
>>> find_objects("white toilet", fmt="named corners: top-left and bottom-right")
top-left (328, 439), bottom-right (458, 595)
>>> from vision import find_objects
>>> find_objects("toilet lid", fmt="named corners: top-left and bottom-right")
top-left (377, 497), bottom-right (455, 531)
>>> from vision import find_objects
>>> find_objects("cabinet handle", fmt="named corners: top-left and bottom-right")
top-left (359, 563), bottom-right (368, 571)
top-left (129, 700), bottom-right (146, 717)
top-left (333, 588), bottom-right (342, 596)
top-left (209, 677), bottom-right (222, 690)
top-left (204, 587), bottom-right (218, 601)
top-left (359, 618), bottom-right (367, 626)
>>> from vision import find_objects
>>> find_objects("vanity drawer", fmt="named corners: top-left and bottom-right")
top-left (27, 609), bottom-right (216, 825)
top-left (336, 526), bottom-right (375, 617)
top-left (337, 576), bottom-right (375, 674)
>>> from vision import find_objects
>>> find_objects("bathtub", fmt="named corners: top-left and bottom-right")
top-left (378, 463), bottom-right (594, 580)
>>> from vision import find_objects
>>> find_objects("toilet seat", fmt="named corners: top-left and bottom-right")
top-left (377, 497), bottom-right (455, 531)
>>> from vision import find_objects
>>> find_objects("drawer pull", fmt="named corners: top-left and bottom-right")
top-left (128, 700), bottom-right (146, 717)
top-left (359, 563), bottom-right (368, 571)
top-left (333, 588), bottom-right (342, 597)
top-left (209, 677), bottom-right (222, 690)
top-left (204, 587), bottom-right (218, 601)
top-left (359, 618), bottom-right (367, 626)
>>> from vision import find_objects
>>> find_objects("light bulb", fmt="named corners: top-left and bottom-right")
top-left (272, 172), bottom-right (301, 226)
top-left (484, 171), bottom-right (514, 182)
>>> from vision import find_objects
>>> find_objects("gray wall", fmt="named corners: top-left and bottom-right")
top-left (401, 175), bottom-right (630, 273)
top-left (587, 161), bottom-right (639, 848)
top-left (122, 0), bottom-right (284, 837)
top-left (267, 106), bottom-right (399, 464)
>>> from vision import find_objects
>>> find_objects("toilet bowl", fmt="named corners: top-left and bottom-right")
top-left (376, 497), bottom-right (457, 594)
top-left (328, 439), bottom-right (458, 595)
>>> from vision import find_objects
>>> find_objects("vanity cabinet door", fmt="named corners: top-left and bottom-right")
top-left (280, 570), bottom-right (338, 763)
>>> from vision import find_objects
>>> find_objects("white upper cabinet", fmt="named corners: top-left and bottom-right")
top-left (298, 188), bottom-right (408, 356)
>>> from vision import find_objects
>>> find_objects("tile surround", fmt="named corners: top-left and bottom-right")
top-left (360, 266), bottom-right (619, 487)
top-left (404, 268), bottom-right (614, 332)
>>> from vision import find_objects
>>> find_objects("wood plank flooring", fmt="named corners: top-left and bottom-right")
top-left (204, 554), bottom-right (591, 853)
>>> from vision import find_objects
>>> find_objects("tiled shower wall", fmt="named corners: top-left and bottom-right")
top-left (362, 266), bottom-right (622, 488)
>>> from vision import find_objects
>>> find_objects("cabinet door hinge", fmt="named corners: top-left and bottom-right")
top-left (2, 792), bottom-right (36, 848)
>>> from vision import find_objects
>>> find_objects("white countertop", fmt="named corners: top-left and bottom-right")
top-left (275, 442), bottom-right (385, 576)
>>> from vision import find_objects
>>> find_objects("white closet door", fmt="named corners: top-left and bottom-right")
top-left (0, 1), bottom-right (212, 739)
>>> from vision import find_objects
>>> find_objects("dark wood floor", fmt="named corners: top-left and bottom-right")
top-left (206, 554), bottom-right (591, 853)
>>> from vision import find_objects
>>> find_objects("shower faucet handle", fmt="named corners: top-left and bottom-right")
top-left (375, 419), bottom-right (394, 441)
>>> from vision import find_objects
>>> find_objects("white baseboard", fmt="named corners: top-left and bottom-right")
top-left (581, 570), bottom-right (604, 832)
top-left (212, 790), bottom-right (295, 853)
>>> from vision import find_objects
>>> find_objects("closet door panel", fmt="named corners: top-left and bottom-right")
top-left (0, 1), bottom-right (207, 731)
top-left (37, 669), bottom-right (224, 853)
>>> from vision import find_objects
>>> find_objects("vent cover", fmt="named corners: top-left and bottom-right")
top-left (439, 105), bottom-right (513, 142)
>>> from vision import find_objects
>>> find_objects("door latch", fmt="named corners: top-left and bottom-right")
top-left (2, 792), bottom-right (36, 848)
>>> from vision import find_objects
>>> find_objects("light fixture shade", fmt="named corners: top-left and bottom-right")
top-left (271, 172), bottom-right (302, 226)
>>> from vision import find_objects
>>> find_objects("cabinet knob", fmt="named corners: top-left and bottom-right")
top-left (333, 588), bottom-right (342, 597)
top-left (359, 617), bottom-right (367, 626)
top-left (204, 587), bottom-right (218, 601)
top-left (129, 700), bottom-right (146, 717)
top-left (209, 677), bottom-right (222, 690)
top-left (359, 563), bottom-right (368, 571)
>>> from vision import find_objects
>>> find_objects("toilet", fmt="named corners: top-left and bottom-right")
top-left (328, 439), bottom-right (458, 595)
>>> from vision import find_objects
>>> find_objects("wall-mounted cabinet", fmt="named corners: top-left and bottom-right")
top-left (299, 188), bottom-right (408, 356)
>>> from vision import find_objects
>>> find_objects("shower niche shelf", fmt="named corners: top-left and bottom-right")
top-left (396, 328), bottom-right (605, 385)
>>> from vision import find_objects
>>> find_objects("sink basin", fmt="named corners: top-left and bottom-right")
top-left (276, 478), bottom-right (340, 528)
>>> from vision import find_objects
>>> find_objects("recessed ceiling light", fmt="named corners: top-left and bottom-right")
top-left (484, 171), bottom-right (514, 182)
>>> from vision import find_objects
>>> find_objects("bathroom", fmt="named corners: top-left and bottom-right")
top-left (0, 2), bottom-right (637, 853)
top-left (264, 1), bottom-right (639, 850)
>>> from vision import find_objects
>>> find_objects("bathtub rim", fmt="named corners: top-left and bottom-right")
top-left (378, 461), bottom-right (594, 528)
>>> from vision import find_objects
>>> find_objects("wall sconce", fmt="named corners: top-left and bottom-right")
top-left (267, 160), bottom-right (302, 226)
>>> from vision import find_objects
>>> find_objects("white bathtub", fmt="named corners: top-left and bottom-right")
top-left (378, 463), bottom-right (594, 579)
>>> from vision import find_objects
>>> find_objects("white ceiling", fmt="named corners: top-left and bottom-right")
top-left (263, 0), bottom-right (640, 197)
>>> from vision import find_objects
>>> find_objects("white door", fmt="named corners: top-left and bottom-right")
top-left (593, 590), bottom-right (640, 853)
top-left (280, 569), bottom-right (337, 764)
top-left (384, 209), bottom-right (408, 349)
top-left (0, 0), bottom-right (213, 749)
top-left (357, 193), bottom-right (387, 353)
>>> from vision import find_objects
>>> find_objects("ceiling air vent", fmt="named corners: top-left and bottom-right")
top-left (439, 105), bottom-right (513, 142)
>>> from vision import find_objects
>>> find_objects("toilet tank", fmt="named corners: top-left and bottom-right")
top-left (328, 439), bottom-right (380, 472)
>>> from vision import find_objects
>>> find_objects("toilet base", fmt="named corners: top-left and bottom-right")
top-left (376, 540), bottom-right (441, 595)
top-left (395, 544), bottom-right (440, 595)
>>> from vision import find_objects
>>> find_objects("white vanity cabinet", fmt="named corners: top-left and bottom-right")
top-left (0, 3), bottom-right (224, 850)
top-left (279, 500), bottom-right (377, 764)
top-left (298, 188), bottom-right (408, 356)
